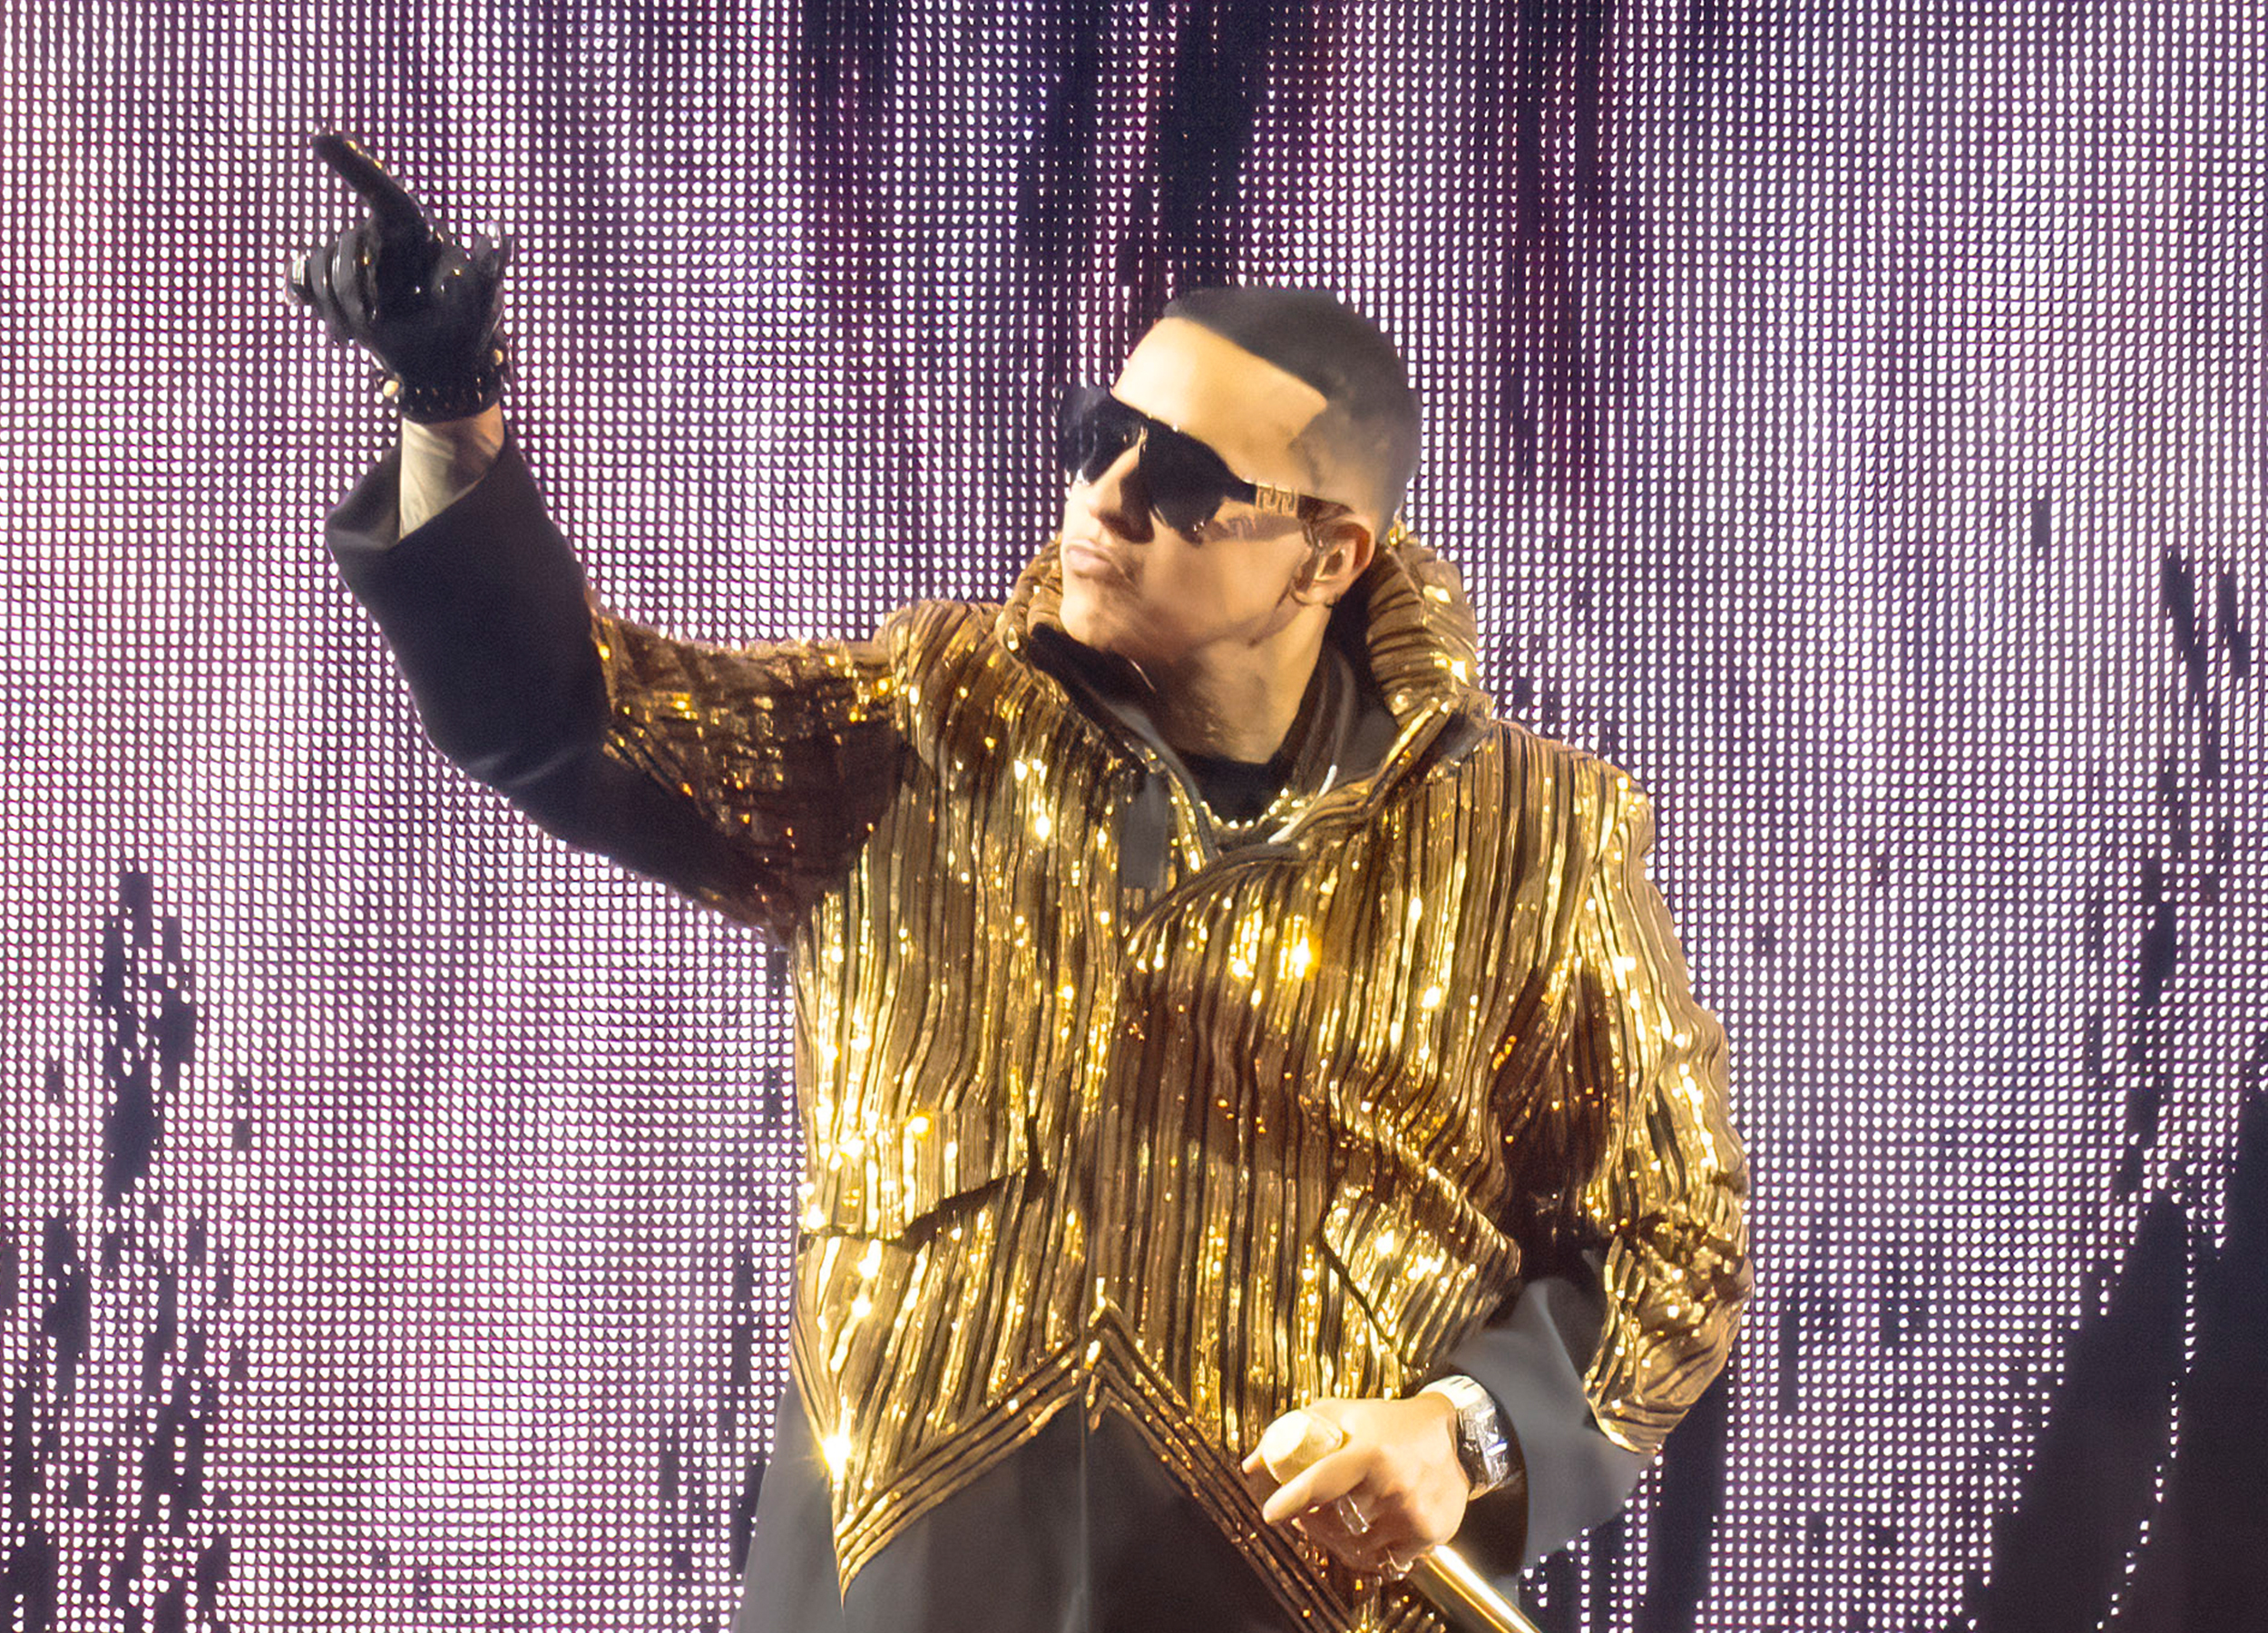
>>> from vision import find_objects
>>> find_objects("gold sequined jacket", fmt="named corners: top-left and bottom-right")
top-left (576, 525), bottom-right (1749, 1630)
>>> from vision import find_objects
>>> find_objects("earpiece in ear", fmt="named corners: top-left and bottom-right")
top-left (1286, 535), bottom-right (1345, 609)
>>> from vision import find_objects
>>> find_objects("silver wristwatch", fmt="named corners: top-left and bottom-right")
top-left (1420, 1374), bottom-right (1516, 1498)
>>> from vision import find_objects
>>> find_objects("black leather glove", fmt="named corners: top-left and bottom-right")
top-left (288, 133), bottom-right (515, 424)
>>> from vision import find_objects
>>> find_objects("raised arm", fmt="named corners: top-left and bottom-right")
top-left (324, 424), bottom-right (903, 934)
top-left (296, 137), bottom-right (904, 938)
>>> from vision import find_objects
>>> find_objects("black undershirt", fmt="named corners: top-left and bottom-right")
top-left (1178, 746), bottom-right (1291, 825)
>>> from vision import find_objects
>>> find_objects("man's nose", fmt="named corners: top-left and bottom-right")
top-left (1080, 445), bottom-right (1154, 541)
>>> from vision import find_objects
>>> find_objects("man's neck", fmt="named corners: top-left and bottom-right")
top-left (1142, 628), bottom-right (1325, 763)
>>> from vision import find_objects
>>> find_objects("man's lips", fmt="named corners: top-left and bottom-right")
top-left (1061, 537), bottom-right (1138, 584)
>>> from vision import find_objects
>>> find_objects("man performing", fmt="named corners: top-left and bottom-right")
top-left (291, 134), bottom-right (1749, 1633)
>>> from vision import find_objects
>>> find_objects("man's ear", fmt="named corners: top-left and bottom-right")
top-left (1305, 514), bottom-right (1376, 601)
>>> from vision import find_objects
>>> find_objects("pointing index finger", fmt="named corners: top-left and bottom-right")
top-left (309, 133), bottom-right (428, 237)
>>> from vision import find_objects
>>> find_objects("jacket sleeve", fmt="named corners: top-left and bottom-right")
top-left (1560, 773), bottom-right (1749, 1458)
top-left (1448, 765), bottom-right (1750, 1579)
top-left (326, 428), bottom-right (904, 937)
top-left (1440, 1273), bottom-right (1649, 1571)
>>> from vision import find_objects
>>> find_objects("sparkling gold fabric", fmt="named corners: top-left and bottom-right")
top-left (592, 532), bottom-right (1748, 1631)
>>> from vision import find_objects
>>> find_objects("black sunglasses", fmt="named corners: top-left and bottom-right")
top-left (1055, 386), bottom-right (1312, 535)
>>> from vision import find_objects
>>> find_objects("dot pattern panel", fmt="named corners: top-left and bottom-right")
top-left (0, 2), bottom-right (2262, 1630)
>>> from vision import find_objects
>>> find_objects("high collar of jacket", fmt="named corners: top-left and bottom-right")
top-left (993, 522), bottom-right (1495, 732)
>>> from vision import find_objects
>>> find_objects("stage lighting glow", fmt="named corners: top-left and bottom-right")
top-left (0, 2), bottom-right (2260, 1629)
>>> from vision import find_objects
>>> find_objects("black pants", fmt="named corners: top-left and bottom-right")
top-left (735, 1377), bottom-right (1299, 1633)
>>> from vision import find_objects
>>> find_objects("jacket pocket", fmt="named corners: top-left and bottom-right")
top-left (1317, 1173), bottom-right (1515, 1374)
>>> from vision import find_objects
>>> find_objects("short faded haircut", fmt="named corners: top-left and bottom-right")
top-left (1163, 285), bottom-right (1420, 527)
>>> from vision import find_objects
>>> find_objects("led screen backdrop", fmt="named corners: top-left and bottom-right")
top-left (2, 1), bottom-right (2263, 1628)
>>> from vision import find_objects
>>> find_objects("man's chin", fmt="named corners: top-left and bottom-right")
top-left (1056, 587), bottom-right (1111, 649)
top-left (1057, 597), bottom-right (1161, 671)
